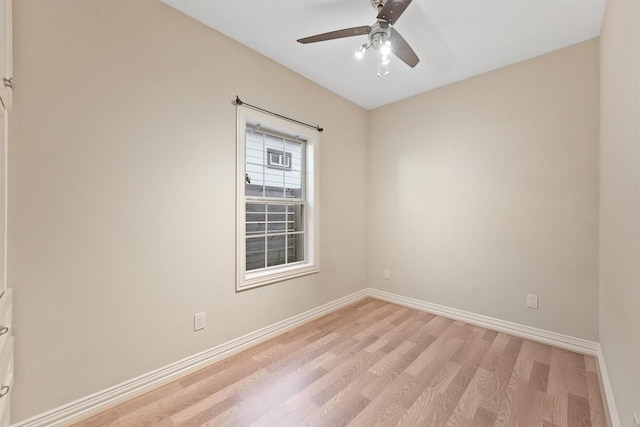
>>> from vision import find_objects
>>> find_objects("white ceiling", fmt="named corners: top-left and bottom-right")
top-left (160, 0), bottom-right (606, 110)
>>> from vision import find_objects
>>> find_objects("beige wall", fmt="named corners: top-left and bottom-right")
top-left (599, 0), bottom-right (640, 422)
top-left (9, 1), bottom-right (369, 421)
top-left (368, 40), bottom-right (600, 340)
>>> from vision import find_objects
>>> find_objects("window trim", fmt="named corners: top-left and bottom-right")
top-left (236, 106), bottom-right (320, 291)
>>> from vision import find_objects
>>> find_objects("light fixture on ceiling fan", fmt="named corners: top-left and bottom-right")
top-left (297, 0), bottom-right (419, 77)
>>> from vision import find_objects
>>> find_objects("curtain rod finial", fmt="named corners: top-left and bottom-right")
top-left (235, 96), bottom-right (243, 106)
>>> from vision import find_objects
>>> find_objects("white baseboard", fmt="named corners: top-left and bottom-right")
top-left (366, 288), bottom-right (600, 355)
top-left (13, 287), bottom-right (616, 427)
top-left (596, 345), bottom-right (621, 427)
top-left (12, 289), bottom-right (369, 427)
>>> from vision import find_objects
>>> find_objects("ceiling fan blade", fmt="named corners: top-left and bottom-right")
top-left (297, 26), bottom-right (371, 44)
top-left (377, 0), bottom-right (412, 25)
top-left (390, 27), bottom-right (419, 68)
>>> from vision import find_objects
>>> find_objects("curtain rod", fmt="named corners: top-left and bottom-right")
top-left (234, 96), bottom-right (324, 133)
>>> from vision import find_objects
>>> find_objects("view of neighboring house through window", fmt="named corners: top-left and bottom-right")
top-left (245, 129), bottom-right (304, 270)
top-left (236, 107), bottom-right (319, 290)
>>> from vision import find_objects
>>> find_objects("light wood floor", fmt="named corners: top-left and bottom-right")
top-left (73, 298), bottom-right (610, 427)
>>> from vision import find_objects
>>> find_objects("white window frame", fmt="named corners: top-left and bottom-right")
top-left (236, 106), bottom-right (320, 291)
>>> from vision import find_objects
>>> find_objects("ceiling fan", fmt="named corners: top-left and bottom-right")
top-left (297, 0), bottom-right (419, 76)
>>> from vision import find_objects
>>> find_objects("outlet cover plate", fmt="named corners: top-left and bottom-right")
top-left (526, 294), bottom-right (539, 309)
top-left (194, 312), bottom-right (206, 331)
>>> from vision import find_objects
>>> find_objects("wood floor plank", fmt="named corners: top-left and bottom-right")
top-left (229, 366), bottom-right (328, 426)
top-left (396, 362), bottom-right (462, 426)
top-left (417, 327), bottom-right (493, 426)
top-left (379, 311), bottom-right (434, 354)
top-left (111, 382), bottom-right (183, 422)
top-left (568, 393), bottom-right (592, 427)
top-left (548, 347), bottom-right (570, 427)
top-left (584, 355), bottom-right (598, 374)
top-left (567, 351), bottom-right (589, 400)
top-left (586, 370), bottom-right (608, 427)
top-left (359, 331), bottom-right (436, 401)
top-left (398, 336), bottom-right (465, 409)
top-left (492, 373), bottom-right (520, 427)
top-left (320, 394), bottom-right (370, 427)
top-left (172, 394), bottom-right (242, 427)
top-left (310, 350), bottom-right (383, 407)
top-left (275, 354), bottom-right (379, 424)
top-left (395, 385), bottom-right (444, 427)
top-left (73, 299), bottom-right (611, 427)
top-left (403, 321), bottom-right (465, 377)
top-left (390, 308), bottom-right (422, 326)
top-left (168, 369), bottom-right (272, 425)
top-left (518, 382), bottom-right (553, 426)
top-left (362, 310), bottom-right (416, 354)
top-left (352, 307), bottom-right (410, 342)
top-left (367, 339), bottom-right (416, 376)
top-left (170, 335), bottom-right (337, 425)
top-left (275, 401), bottom-right (319, 427)
top-left (351, 322), bottom-right (463, 425)
top-left (322, 333), bottom-right (379, 370)
top-left (247, 402), bottom-right (293, 427)
top-left (301, 372), bottom-right (375, 427)
top-left (422, 315), bottom-right (455, 336)
top-left (472, 406), bottom-right (498, 427)
top-left (445, 367), bottom-right (495, 425)
top-left (72, 409), bottom-right (122, 427)
top-left (513, 339), bottom-right (550, 382)
top-left (264, 332), bottom-right (343, 376)
top-left (136, 333), bottom-right (317, 425)
top-left (479, 335), bottom-right (523, 413)
top-left (353, 301), bottom-right (399, 327)
top-left (531, 360), bottom-right (551, 393)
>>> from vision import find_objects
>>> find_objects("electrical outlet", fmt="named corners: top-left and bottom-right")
top-left (194, 312), bottom-right (206, 331)
top-left (633, 413), bottom-right (639, 427)
top-left (526, 294), bottom-right (539, 309)
top-left (383, 269), bottom-right (391, 280)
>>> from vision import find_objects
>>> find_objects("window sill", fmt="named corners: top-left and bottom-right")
top-left (236, 263), bottom-right (319, 292)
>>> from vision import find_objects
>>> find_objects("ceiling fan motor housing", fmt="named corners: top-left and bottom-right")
top-left (369, 21), bottom-right (390, 49)
top-left (371, 0), bottom-right (387, 10)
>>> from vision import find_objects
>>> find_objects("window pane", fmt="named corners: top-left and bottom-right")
top-left (267, 220), bottom-right (286, 234)
top-left (287, 204), bottom-right (304, 232)
top-left (265, 134), bottom-right (284, 152)
top-left (245, 164), bottom-right (264, 197)
top-left (246, 203), bottom-right (265, 235)
top-left (285, 170), bottom-right (302, 198)
top-left (267, 203), bottom-right (286, 213)
top-left (246, 132), bottom-right (265, 163)
top-left (264, 168), bottom-right (285, 198)
top-left (247, 133), bottom-right (304, 200)
top-left (285, 139), bottom-right (302, 168)
top-left (246, 236), bottom-right (265, 271)
top-left (267, 203), bottom-right (286, 234)
top-left (288, 232), bottom-right (304, 263)
top-left (266, 235), bottom-right (286, 267)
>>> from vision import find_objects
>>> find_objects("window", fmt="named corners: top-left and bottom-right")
top-left (266, 148), bottom-right (292, 170)
top-left (236, 107), bottom-right (319, 290)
